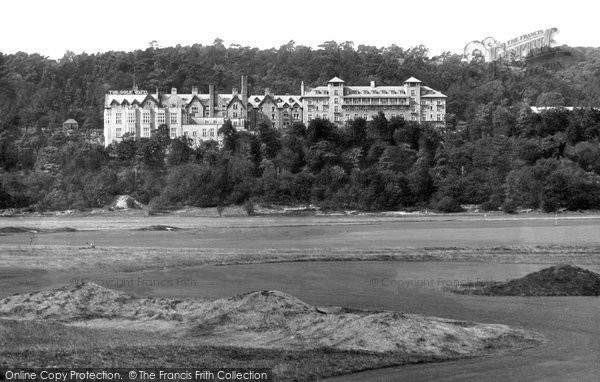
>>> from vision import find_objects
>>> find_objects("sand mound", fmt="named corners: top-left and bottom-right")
top-left (452, 264), bottom-right (600, 296)
top-left (0, 226), bottom-right (76, 235)
top-left (137, 225), bottom-right (182, 231)
top-left (0, 283), bottom-right (194, 322)
top-left (0, 283), bottom-right (541, 354)
top-left (110, 195), bottom-right (143, 210)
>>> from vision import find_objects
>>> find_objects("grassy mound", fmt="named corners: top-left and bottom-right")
top-left (0, 283), bottom-right (542, 356)
top-left (452, 264), bottom-right (600, 296)
top-left (136, 225), bottom-right (182, 231)
top-left (0, 226), bottom-right (76, 235)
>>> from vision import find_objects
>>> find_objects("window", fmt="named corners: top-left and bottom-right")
top-left (233, 103), bottom-right (238, 110)
top-left (334, 115), bottom-right (339, 122)
top-left (157, 112), bottom-right (165, 124)
top-left (128, 112), bottom-right (136, 123)
top-left (437, 114), bottom-right (442, 121)
top-left (233, 112), bottom-right (238, 118)
top-left (334, 98), bottom-right (339, 104)
top-left (170, 113), bottom-right (178, 124)
top-left (345, 114), bottom-right (350, 121)
top-left (143, 126), bottom-right (150, 137)
top-left (308, 114), bottom-right (313, 121)
top-left (142, 112), bottom-right (150, 124)
top-left (191, 106), bottom-right (199, 113)
top-left (363, 113), bottom-right (367, 119)
top-left (411, 90), bottom-right (416, 96)
top-left (115, 113), bottom-right (122, 125)
top-left (334, 106), bottom-right (339, 113)
top-left (202, 129), bottom-right (207, 137)
top-left (271, 107), bottom-right (275, 112)
top-left (334, 90), bottom-right (339, 95)
top-left (105, 113), bottom-right (110, 124)
top-left (170, 127), bottom-right (177, 137)
top-left (323, 113), bottom-right (327, 120)
top-left (184, 131), bottom-right (188, 136)
top-left (293, 113), bottom-right (299, 120)
top-left (272, 114), bottom-right (276, 120)
top-left (430, 114), bottom-right (433, 119)
top-left (116, 128), bottom-right (122, 138)
top-left (193, 131), bottom-right (197, 137)
top-left (210, 129), bottom-right (215, 137)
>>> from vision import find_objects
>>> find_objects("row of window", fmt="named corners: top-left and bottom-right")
top-left (306, 113), bottom-right (444, 123)
top-left (183, 129), bottom-right (216, 138)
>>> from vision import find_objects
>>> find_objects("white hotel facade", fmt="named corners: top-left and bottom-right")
top-left (103, 76), bottom-right (446, 147)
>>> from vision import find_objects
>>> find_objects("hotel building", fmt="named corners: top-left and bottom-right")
top-left (301, 77), bottom-right (446, 127)
top-left (104, 76), bottom-right (445, 147)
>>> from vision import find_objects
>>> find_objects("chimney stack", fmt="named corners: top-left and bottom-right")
top-left (232, 87), bottom-right (238, 96)
top-left (264, 88), bottom-right (270, 96)
top-left (192, 86), bottom-right (198, 95)
top-left (370, 80), bottom-right (375, 88)
top-left (301, 81), bottom-right (305, 97)
top-left (171, 87), bottom-right (177, 94)
top-left (240, 75), bottom-right (248, 118)
top-left (209, 84), bottom-right (216, 117)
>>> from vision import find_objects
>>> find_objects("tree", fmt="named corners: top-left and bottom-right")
top-left (219, 120), bottom-right (238, 153)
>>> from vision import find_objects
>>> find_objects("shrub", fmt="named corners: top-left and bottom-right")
top-left (243, 200), bottom-right (255, 215)
top-left (431, 196), bottom-right (463, 213)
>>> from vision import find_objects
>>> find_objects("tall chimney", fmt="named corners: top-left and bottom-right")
top-left (171, 87), bottom-right (177, 94)
top-left (192, 86), bottom-right (198, 95)
top-left (232, 87), bottom-right (238, 96)
top-left (264, 88), bottom-right (270, 96)
top-left (370, 80), bottom-right (375, 88)
top-left (240, 75), bottom-right (248, 118)
top-left (301, 81), bottom-right (305, 96)
top-left (209, 84), bottom-right (215, 117)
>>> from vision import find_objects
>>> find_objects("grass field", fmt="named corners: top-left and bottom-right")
top-left (1, 213), bottom-right (599, 381)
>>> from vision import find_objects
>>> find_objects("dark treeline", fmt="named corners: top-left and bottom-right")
top-left (1, 41), bottom-right (600, 212)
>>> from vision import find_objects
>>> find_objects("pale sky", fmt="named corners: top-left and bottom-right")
top-left (1, 0), bottom-right (597, 59)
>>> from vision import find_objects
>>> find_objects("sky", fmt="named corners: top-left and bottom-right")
top-left (0, 0), bottom-right (597, 59)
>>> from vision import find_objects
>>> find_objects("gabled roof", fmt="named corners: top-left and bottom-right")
top-left (258, 94), bottom-right (278, 107)
top-left (142, 94), bottom-right (160, 105)
top-left (185, 94), bottom-right (205, 108)
top-left (64, 119), bottom-right (78, 124)
top-left (226, 94), bottom-right (246, 109)
top-left (328, 76), bottom-right (345, 83)
top-left (404, 77), bottom-right (422, 83)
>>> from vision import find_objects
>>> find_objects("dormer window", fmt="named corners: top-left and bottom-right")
top-left (277, 98), bottom-right (283, 103)
top-left (254, 97), bottom-right (260, 102)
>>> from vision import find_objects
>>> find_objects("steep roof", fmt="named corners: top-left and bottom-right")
top-left (404, 77), bottom-right (422, 83)
top-left (328, 76), bottom-right (345, 83)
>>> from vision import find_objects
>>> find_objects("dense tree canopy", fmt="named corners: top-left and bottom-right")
top-left (1, 42), bottom-right (600, 212)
